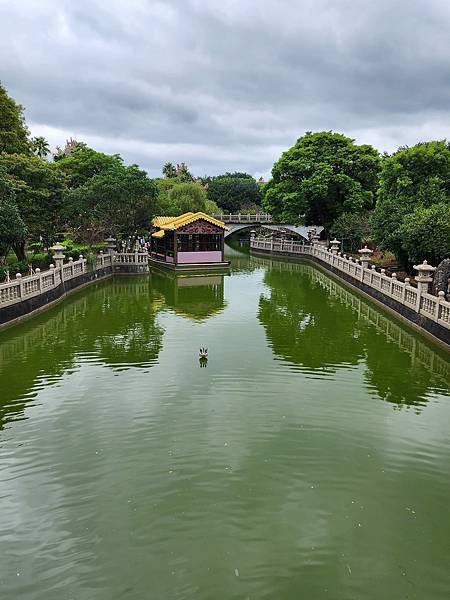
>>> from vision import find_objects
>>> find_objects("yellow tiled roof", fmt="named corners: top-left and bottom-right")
top-left (153, 213), bottom-right (194, 228)
top-left (151, 229), bottom-right (165, 238)
top-left (152, 212), bottom-right (229, 231)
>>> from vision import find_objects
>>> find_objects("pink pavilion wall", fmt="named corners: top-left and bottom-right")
top-left (177, 251), bottom-right (222, 264)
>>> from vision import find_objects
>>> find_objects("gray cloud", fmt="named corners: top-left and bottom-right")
top-left (1, 0), bottom-right (449, 177)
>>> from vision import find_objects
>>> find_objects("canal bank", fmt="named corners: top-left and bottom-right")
top-left (250, 239), bottom-right (450, 352)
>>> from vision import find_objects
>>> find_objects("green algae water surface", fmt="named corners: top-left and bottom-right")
top-left (0, 247), bottom-right (449, 600)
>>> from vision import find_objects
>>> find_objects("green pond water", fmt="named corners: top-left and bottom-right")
top-left (0, 247), bottom-right (449, 600)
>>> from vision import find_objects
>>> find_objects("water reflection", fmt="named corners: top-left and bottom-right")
top-left (255, 256), bottom-right (450, 407)
top-left (0, 272), bottom-right (227, 429)
top-left (150, 269), bottom-right (226, 321)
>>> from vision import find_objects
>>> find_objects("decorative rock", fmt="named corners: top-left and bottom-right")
top-left (431, 258), bottom-right (450, 298)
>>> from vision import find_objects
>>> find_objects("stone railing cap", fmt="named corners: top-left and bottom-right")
top-left (50, 243), bottom-right (65, 252)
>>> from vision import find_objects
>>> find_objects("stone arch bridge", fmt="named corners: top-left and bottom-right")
top-left (211, 214), bottom-right (324, 241)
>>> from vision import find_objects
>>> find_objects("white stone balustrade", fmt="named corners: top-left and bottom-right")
top-left (212, 213), bottom-right (273, 223)
top-left (250, 238), bottom-right (450, 331)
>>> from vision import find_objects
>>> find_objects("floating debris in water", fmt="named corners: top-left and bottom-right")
top-left (234, 568), bottom-right (239, 577)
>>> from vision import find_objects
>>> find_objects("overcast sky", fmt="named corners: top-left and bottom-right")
top-left (1, 0), bottom-right (450, 178)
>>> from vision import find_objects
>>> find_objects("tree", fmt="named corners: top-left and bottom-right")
top-left (31, 136), bottom-right (50, 159)
top-left (206, 176), bottom-right (262, 213)
top-left (330, 211), bottom-right (372, 252)
top-left (0, 201), bottom-right (27, 263)
top-left (168, 182), bottom-right (207, 214)
top-left (0, 168), bottom-right (27, 262)
top-left (55, 145), bottom-right (124, 188)
top-left (398, 203), bottom-right (450, 266)
top-left (0, 153), bottom-right (65, 258)
top-left (62, 165), bottom-right (157, 243)
top-left (0, 83), bottom-right (30, 155)
top-left (372, 140), bottom-right (450, 265)
top-left (162, 162), bottom-right (177, 178)
top-left (263, 131), bottom-right (380, 228)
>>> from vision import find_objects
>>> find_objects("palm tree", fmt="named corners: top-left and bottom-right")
top-left (162, 162), bottom-right (177, 178)
top-left (31, 136), bottom-right (50, 159)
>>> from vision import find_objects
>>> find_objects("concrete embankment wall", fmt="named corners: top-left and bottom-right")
top-left (0, 267), bottom-right (113, 330)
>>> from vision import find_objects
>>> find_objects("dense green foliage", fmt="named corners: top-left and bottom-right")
top-left (263, 131), bottom-right (380, 228)
top-left (0, 168), bottom-right (27, 262)
top-left (168, 182), bottom-right (207, 213)
top-left (0, 153), bottom-right (65, 257)
top-left (372, 141), bottom-right (450, 266)
top-left (398, 203), bottom-right (450, 266)
top-left (0, 83), bottom-right (30, 154)
top-left (61, 156), bottom-right (157, 242)
top-left (330, 211), bottom-right (372, 252)
top-left (55, 145), bottom-right (125, 188)
top-left (204, 174), bottom-right (262, 213)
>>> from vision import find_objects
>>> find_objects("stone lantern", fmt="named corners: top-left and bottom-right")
top-left (413, 260), bottom-right (435, 294)
top-left (50, 243), bottom-right (65, 270)
top-left (106, 236), bottom-right (116, 254)
top-left (329, 239), bottom-right (340, 254)
top-left (310, 229), bottom-right (320, 245)
top-left (358, 245), bottom-right (373, 269)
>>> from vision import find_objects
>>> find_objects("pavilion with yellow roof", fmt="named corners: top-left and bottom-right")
top-left (149, 212), bottom-right (230, 270)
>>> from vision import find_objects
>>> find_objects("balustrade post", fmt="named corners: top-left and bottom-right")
top-left (79, 255), bottom-right (85, 273)
top-left (370, 264), bottom-right (376, 286)
top-left (436, 291), bottom-right (445, 321)
top-left (16, 273), bottom-right (23, 298)
top-left (68, 256), bottom-right (74, 277)
top-left (390, 272), bottom-right (397, 295)
top-left (49, 264), bottom-right (56, 287)
top-left (35, 268), bottom-right (41, 292)
top-left (403, 278), bottom-right (410, 303)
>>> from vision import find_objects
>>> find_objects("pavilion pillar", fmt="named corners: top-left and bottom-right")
top-left (174, 231), bottom-right (178, 265)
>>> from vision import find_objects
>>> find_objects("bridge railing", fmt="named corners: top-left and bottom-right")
top-left (250, 238), bottom-right (450, 332)
top-left (212, 213), bottom-right (273, 224)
